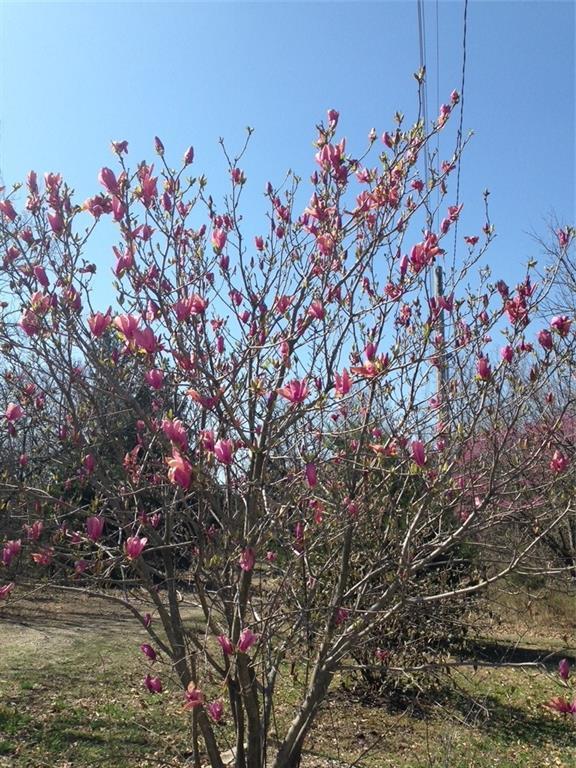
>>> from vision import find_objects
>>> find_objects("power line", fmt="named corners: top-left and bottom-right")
top-left (452, 0), bottom-right (469, 270)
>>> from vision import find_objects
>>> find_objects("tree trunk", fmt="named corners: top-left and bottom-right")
top-left (271, 666), bottom-right (332, 768)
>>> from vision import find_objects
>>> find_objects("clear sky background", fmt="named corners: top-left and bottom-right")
top-left (0, 0), bottom-right (574, 297)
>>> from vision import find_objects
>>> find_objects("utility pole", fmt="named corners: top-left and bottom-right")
top-left (434, 265), bottom-right (449, 424)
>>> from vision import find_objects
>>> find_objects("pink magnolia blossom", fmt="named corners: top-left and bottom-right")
top-left (88, 311), bottom-right (112, 337)
top-left (144, 674), bottom-right (162, 694)
top-left (19, 309), bottom-right (41, 337)
top-left (207, 699), bottom-right (224, 723)
top-left (184, 684), bottom-right (204, 709)
top-left (2, 539), bottom-right (22, 567)
top-left (237, 627), bottom-right (258, 653)
top-left (33, 265), bottom-right (49, 288)
top-left (98, 167), bottom-right (119, 195)
top-left (365, 341), bottom-right (377, 361)
top-left (545, 696), bottom-right (576, 715)
top-left (199, 429), bottom-right (216, 453)
top-left (277, 379), bottom-right (308, 405)
top-left (214, 439), bottom-right (235, 466)
top-left (476, 357), bottom-right (492, 381)
top-left (305, 463), bottom-right (318, 488)
top-left (275, 294), bottom-right (293, 314)
top-left (0, 199), bottom-right (17, 221)
top-left (211, 228), bottom-right (227, 252)
top-left (140, 643), bottom-right (157, 662)
top-left (173, 295), bottom-right (208, 321)
top-left (85, 515), bottom-right (104, 542)
top-left (31, 547), bottom-right (53, 566)
top-left (113, 245), bottom-right (134, 276)
top-left (559, 658), bottom-right (570, 681)
top-left (133, 327), bottom-right (161, 355)
top-left (0, 583), bottom-right (15, 600)
top-left (124, 536), bottom-right (148, 560)
top-left (145, 368), bottom-right (165, 390)
top-left (83, 453), bottom-right (96, 474)
top-left (113, 314), bottom-right (140, 341)
top-left (550, 450), bottom-right (568, 474)
top-left (411, 440), bottom-right (426, 468)
top-left (217, 635), bottom-right (235, 656)
top-left (307, 299), bottom-right (325, 320)
top-left (111, 195), bottom-right (125, 222)
top-left (24, 520), bottom-right (43, 541)
top-left (47, 211), bottom-right (64, 235)
top-left (500, 345), bottom-right (514, 363)
top-left (231, 167), bottom-right (245, 184)
top-left (557, 228), bottom-right (570, 249)
top-left (5, 403), bottom-right (23, 422)
top-left (551, 315), bottom-right (571, 337)
top-left (187, 389), bottom-right (219, 409)
top-left (334, 607), bottom-right (349, 626)
top-left (166, 450), bottom-right (192, 489)
top-left (162, 419), bottom-right (189, 452)
top-left (334, 369), bottom-right (351, 397)
top-left (183, 146), bottom-right (194, 165)
top-left (135, 164), bottom-right (158, 206)
top-left (239, 547), bottom-right (255, 573)
top-left (327, 108), bottom-right (339, 127)
top-left (351, 355), bottom-right (389, 379)
top-left (537, 329), bottom-right (553, 351)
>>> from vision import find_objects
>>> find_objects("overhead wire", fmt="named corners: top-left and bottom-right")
top-left (452, 0), bottom-right (469, 271)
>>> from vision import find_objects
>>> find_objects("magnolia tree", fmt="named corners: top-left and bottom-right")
top-left (0, 92), bottom-right (574, 767)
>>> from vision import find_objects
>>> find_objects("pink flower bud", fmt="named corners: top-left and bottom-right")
top-left (140, 643), bottom-right (157, 662)
top-left (207, 700), bottom-right (224, 723)
top-left (217, 635), bottom-right (234, 656)
top-left (0, 199), bottom-right (17, 221)
top-left (476, 357), bottom-right (492, 381)
top-left (85, 515), bottom-right (104, 542)
top-left (124, 536), bottom-right (148, 560)
top-left (304, 463), bottom-right (317, 488)
top-left (145, 368), bottom-right (165, 390)
top-left (165, 450), bottom-right (192, 489)
top-left (559, 658), bottom-right (570, 681)
top-left (98, 167), bottom-right (119, 195)
top-left (239, 547), bottom-right (255, 573)
top-left (47, 211), bottom-right (64, 235)
top-left (144, 674), bottom-right (162, 694)
top-left (411, 440), bottom-right (426, 468)
top-left (83, 453), bottom-right (96, 474)
top-left (211, 228), bottom-right (227, 252)
top-left (550, 450), bottom-right (568, 474)
top-left (183, 146), bottom-right (195, 165)
top-left (237, 627), bottom-right (258, 653)
top-left (551, 315), bottom-right (571, 337)
top-left (327, 108), bottom-right (339, 127)
top-left (537, 329), bottom-right (553, 351)
top-left (500, 345), bottom-right (514, 363)
top-left (5, 403), bottom-right (23, 422)
top-left (214, 438), bottom-right (235, 466)
top-left (184, 685), bottom-right (204, 710)
top-left (0, 583), bottom-right (15, 600)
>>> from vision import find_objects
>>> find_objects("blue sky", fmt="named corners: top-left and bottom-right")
top-left (0, 1), bottom-right (574, 295)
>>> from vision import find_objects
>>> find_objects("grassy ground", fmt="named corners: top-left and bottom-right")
top-left (0, 589), bottom-right (574, 768)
